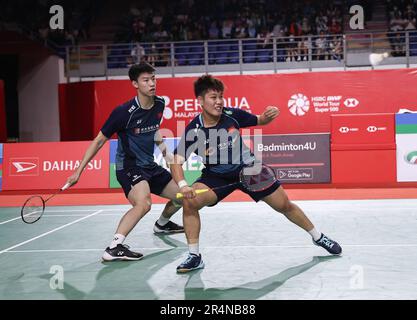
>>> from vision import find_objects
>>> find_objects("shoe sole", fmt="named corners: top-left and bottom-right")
top-left (153, 227), bottom-right (185, 235)
top-left (176, 262), bottom-right (205, 273)
top-left (313, 242), bottom-right (342, 256)
top-left (154, 229), bottom-right (185, 235)
top-left (102, 252), bottom-right (144, 262)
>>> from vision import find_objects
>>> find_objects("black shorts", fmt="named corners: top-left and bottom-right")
top-left (116, 165), bottom-right (172, 198)
top-left (195, 169), bottom-right (281, 206)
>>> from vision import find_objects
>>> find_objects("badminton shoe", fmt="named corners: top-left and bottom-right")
top-left (313, 233), bottom-right (342, 255)
top-left (177, 253), bottom-right (205, 273)
top-left (102, 244), bottom-right (143, 261)
top-left (153, 221), bottom-right (184, 234)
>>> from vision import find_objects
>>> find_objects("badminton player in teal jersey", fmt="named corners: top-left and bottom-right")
top-left (170, 75), bottom-right (342, 273)
top-left (67, 62), bottom-right (184, 261)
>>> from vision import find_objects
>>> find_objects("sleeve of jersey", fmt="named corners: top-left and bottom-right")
top-left (100, 107), bottom-right (125, 138)
top-left (232, 108), bottom-right (258, 128)
top-left (173, 125), bottom-right (198, 160)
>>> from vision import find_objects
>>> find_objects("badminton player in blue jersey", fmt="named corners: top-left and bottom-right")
top-left (67, 62), bottom-right (184, 261)
top-left (170, 75), bottom-right (342, 273)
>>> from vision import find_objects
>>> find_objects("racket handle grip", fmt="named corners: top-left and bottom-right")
top-left (176, 189), bottom-right (209, 199)
top-left (61, 183), bottom-right (71, 191)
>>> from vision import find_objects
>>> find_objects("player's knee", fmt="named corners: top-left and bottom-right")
top-left (133, 201), bottom-right (151, 215)
top-left (183, 199), bottom-right (201, 212)
top-left (278, 200), bottom-right (293, 215)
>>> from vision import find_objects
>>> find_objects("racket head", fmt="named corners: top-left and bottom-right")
top-left (21, 195), bottom-right (46, 224)
top-left (239, 164), bottom-right (277, 192)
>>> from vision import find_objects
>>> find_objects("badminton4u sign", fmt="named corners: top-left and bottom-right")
top-left (2, 141), bottom-right (109, 190)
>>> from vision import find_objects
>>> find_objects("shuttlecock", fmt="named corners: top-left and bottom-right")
top-left (369, 52), bottom-right (389, 66)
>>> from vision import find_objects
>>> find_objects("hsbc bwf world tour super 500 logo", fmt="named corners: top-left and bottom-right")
top-left (288, 93), bottom-right (359, 116)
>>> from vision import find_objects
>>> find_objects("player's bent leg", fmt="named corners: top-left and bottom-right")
top-left (102, 181), bottom-right (151, 261)
top-left (262, 186), bottom-right (342, 255)
top-left (153, 179), bottom-right (184, 235)
top-left (176, 183), bottom-right (217, 273)
top-left (262, 186), bottom-right (314, 231)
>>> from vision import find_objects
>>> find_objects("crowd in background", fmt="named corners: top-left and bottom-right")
top-left (386, 0), bottom-right (417, 56)
top-left (116, 0), bottom-right (345, 43)
top-left (1, 0), bottom-right (417, 63)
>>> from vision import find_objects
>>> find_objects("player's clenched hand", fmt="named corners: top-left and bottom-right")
top-left (67, 172), bottom-right (81, 187)
top-left (180, 186), bottom-right (196, 199)
top-left (259, 106), bottom-right (279, 125)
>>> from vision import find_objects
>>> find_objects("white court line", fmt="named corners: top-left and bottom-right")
top-left (0, 209), bottom-right (165, 225)
top-left (0, 211), bottom-right (111, 225)
top-left (4, 243), bottom-right (417, 253)
top-left (0, 210), bottom-right (103, 255)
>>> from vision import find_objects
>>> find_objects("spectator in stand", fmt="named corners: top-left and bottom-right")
top-left (286, 34), bottom-right (299, 61)
top-left (315, 11), bottom-right (329, 34)
top-left (131, 42), bottom-right (146, 64)
top-left (222, 17), bottom-right (234, 39)
top-left (147, 44), bottom-right (160, 66)
top-left (297, 36), bottom-right (309, 61)
top-left (315, 31), bottom-right (328, 60)
top-left (329, 36), bottom-right (343, 61)
top-left (208, 21), bottom-right (220, 39)
top-left (233, 20), bottom-right (248, 39)
top-left (329, 17), bottom-right (342, 34)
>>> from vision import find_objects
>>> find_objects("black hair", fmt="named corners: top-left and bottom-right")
top-left (128, 62), bottom-right (156, 81)
top-left (194, 74), bottom-right (224, 98)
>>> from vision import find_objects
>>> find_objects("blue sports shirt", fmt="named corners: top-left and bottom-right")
top-left (174, 107), bottom-right (258, 174)
top-left (101, 95), bottom-right (165, 170)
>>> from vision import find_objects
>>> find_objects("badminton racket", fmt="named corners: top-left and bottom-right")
top-left (21, 183), bottom-right (71, 224)
top-left (176, 164), bottom-right (277, 199)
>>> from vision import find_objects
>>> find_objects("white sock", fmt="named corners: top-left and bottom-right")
top-left (189, 243), bottom-right (199, 255)
top-left (308, 228), bottom-right (322, 241)
top-left (110, 233), bottom-right (125, 249)
top-left (157, 215), bottom-right (170, 226)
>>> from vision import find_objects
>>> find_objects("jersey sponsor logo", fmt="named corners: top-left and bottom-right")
top-left (128, 105), bottom-right (137, 113)
top-left (133, 124), bottom-right (160, 135)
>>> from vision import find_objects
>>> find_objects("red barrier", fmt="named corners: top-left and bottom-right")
top-left (331, 113), bottom-right (396, 146)
top-left (0, 80), bottom-right (6, 142)
top-left (2, 141), bottom-right (109, 190)
top-left (331, 113), bottom-right (396, 184)
top-left (59, 69), bottom-right (417, 140)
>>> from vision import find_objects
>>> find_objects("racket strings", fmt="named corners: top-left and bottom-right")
top-left (240, 165), bottom-right (277, 192)
top-left (21, 196), bottom-right (45, 223)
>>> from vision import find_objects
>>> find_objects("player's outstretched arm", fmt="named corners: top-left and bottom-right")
top-left (257, 106), bottom-right (280, 125)
top-left (66, 131), bottom-right (109, 187)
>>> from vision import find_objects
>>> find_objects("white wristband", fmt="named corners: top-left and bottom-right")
top-left (178, 180), bottom-right (188, 188)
